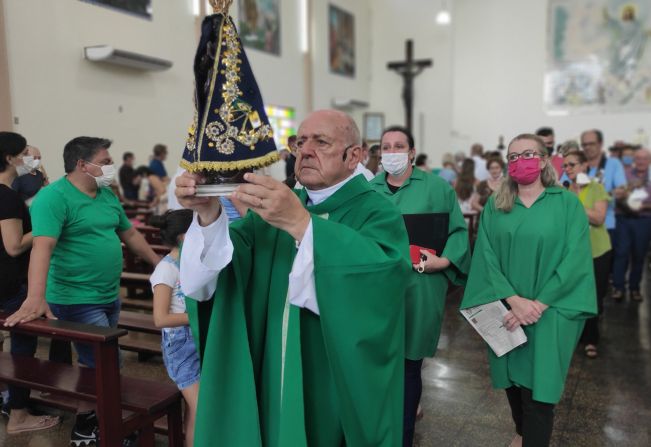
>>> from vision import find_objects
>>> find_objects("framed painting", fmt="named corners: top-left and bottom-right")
top-left (546, 0), bottom-right (651, 113)
top-left (329, 4), bottom-right (355, 77)
top-left (363, 113), bottom-right (384, 142)
top-left (80, 0), bottom-right (152, 19)
top-left (238, 0), bottom-right (281, 55)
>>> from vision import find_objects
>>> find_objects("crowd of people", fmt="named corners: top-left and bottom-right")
top-left (0, 115), bottom-right (649, 447)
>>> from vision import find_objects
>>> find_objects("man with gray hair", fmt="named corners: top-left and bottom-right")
top-left (176, 109), bottom-right (410, 446)
top-left (6, 136), bottom-right (160, 445)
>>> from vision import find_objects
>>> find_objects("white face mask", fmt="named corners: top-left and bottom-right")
top-left (381, 152), bottom-right (410, 176)
top-left (15, 161), bottom-right (31, 177)
top-left (21, 155), bottom-right (40, 171)
top-left (86, 162), bottom-right (116, 187)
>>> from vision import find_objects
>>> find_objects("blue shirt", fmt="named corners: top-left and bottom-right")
top-left (561, 155), bottom-right (627, 229)
top-left (149, 159), bottom-right (168, 179)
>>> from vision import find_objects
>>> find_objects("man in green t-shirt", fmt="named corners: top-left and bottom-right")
top-left (6, 136), bottom-right (160, 446)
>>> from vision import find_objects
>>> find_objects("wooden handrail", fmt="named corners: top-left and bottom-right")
top-left (0, 312), bottom-right (127, 343)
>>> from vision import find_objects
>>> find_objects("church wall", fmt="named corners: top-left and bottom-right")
top-left (310, 0), bottom-right (372, 128)
top-left (367, 0), bottom-right (453, 164)
top-left (3, 0), bottom-right (198, 181)
top-left (451, 0), bottom-right (651, 155)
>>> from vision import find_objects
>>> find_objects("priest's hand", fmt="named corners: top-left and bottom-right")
top-left (414, 250), bottom-right (450, 273)
top-left (505, 295), bottom-right (542, 326)
top-left (233, 173), bottom-right (311, 240)
top-left (175, 171), bottom-right (222, 226)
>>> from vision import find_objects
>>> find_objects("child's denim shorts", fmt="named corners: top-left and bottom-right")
top-left (162, 325), bottom-right (200, 390)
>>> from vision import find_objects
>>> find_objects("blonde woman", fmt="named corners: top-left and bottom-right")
top-left (460, 134), bottom-right (596, 447)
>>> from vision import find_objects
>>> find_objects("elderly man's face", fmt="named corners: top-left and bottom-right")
top-left (295, 112), bottom-right (360, 190)
top-left (581, 131), bottom-right (602, 159)
top-left (634, 150), bottom-right (650, 171)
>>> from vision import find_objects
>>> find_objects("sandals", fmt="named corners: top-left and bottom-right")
top-left (6, 414), bottom-right (61, 435)
top-left (584, 344), bottom-right (598, 359)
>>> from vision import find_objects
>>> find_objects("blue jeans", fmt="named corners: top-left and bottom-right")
top-left (1, 284), bottom-right (37, 409)
top-left (48, 300), bottom-right (121, 368)
top-left (612, 215), bottom-right (651, 292)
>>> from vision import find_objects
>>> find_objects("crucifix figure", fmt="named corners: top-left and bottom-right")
top-left (387, 40), bottom-right (433, 133)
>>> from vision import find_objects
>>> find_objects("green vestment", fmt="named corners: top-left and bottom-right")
top-left (460, 187), bottom-right (597, 403)
top-left (370, 169), bottom-right (470, 359)
top-left (187, 175), bottom-right (411, 446)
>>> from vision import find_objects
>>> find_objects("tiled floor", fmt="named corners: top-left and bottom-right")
top-left (1, 275), bottom-right (650, 446)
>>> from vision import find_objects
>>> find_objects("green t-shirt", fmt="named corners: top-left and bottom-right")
top-left (30, 177), bottom-right (132, 305)
top-left (578, 182), bottom-right (612, 258)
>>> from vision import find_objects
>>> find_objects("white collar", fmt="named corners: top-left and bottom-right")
top-left (305, 173), bottom-right (356, 206)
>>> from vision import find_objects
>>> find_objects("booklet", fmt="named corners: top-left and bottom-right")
top-left (460, 301), bottom-right (527, 357)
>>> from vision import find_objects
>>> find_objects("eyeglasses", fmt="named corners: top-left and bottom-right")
top-left (506, 150), bottom-right (543, 163)
top-left (562, 162), bottom-right (579, 169)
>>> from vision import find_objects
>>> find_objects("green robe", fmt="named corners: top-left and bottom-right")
top-left (187, 175), bottom-right (411, 446)
top-left (370, 169), bottom-right (470, 359)
top-left (460, 187), bottom-right (597, 404)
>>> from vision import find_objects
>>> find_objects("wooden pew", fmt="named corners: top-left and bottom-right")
top-left (137, 225), bottom-right (163, 245)
top-left (118, 311), bottom-right (162, 358)
top-left (0, 312), bottom-right (183, 446)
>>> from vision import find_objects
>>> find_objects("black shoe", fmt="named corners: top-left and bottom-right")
top-left (0, 401), bottom-right (9, 418)
top-left (70, 412), bottom-right (99, 447)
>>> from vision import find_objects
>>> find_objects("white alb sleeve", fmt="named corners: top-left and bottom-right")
top-left (287, 218), bottom-right (319, 315)
top-left (179, 210), bottom-right (233, 301)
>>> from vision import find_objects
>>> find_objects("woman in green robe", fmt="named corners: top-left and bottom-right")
top-left (460, 134), bottom-right (596, 447)
top-left (370, 126), bottom-right (470, 447)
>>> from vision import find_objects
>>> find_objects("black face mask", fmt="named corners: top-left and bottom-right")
top-left (546, 146), bottom-right (554, 156)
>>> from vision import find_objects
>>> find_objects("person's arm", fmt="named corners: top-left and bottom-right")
top-left (585, 199), bottom-right (608, 226)
top-left (0, 219), bottom-right (33, 256)
top-left (4, 236), bottom-right (57, 326)
top-left (470, 192), bottom-right (484, 213)
top-left (149, 175), bottom-right (167, 198)
top-left (119, 227), bottom-right (161, 266)
top-left (152, 284), bottom-right (189, 328)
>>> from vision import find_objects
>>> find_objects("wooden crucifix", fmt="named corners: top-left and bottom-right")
top-left (387, 40), bottom-right (433, 133)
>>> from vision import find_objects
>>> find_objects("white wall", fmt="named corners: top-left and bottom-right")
top-left (4, 0), bottom-right (198, 181)
top-left (451, 0), bottom-right (651, 155)
top-left (311, 0), bottom-right (372, 127)
top-left (368, 0), bottom-right (453, 162)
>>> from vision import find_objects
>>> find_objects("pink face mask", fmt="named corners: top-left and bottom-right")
top-left (508, 158), bottom-right (541, 185)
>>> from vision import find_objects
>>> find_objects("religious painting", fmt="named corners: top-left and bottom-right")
top-left (329, 5), bottom-right (355, 77)
top-left (545, 0), bottom-right (651, 113)
top-left (238, 0), bottom-right (281, 55)
top-left (80, 0), bottom-right (152, 19)
top-left (363, 113), bottom-right (384, 142)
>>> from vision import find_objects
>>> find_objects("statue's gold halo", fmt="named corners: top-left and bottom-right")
top-left (209, 0), bottom-right (233, 14)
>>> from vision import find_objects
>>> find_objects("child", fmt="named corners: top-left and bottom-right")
top-left (149, 209), bottom-right (199, 446)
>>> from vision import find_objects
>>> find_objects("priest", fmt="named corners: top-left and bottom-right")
top-left (176, 109), bottom-right (411, 446)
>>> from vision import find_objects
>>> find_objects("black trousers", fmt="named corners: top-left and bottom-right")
top-left (505, 386), bottom-right (555, 447)
top-left (581, 250), bottom-right (612, 345)
top-left (403, 358), bottom-right (423, 447)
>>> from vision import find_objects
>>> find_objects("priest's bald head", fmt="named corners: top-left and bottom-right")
top-left (294, 109), bottom-right (362, 190)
